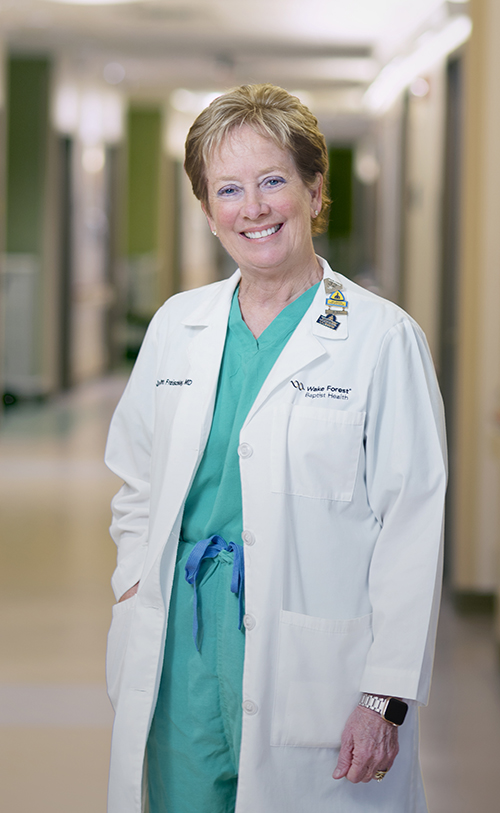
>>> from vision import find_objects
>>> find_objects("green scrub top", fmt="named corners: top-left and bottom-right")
top-left (181, 281), bottom-right (320, 546)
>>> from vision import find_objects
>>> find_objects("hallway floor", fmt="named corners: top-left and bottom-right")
top-left (1, 377), bottom-right (499, 812)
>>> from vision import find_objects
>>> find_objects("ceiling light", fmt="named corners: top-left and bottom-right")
top-left (170, 88), bottom-right (197, 114)
top-left (103, 63), bottom-right (126, 85)
top-left (410, 77), bottom-right (430, 97)
top-left (53, 84), bottom-right (80, 134)
top-left (363, 15), bottom-right (472, 114)
top-left (355, 153), bottom-right (380, 185)
top-left (170, 89), bottom-right (222, 115)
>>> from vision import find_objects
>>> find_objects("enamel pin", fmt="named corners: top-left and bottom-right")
top-left (317, 277), bottom-right (348, 331)
top-left (326, 289), bottom-right (348, 312)
top-left (324, 278), bottom-right (342, 295)
top-left (317, 312), bottom-right (342, 330)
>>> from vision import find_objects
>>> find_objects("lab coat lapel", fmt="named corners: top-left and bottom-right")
top-left (180, 271), bottom-right (241, 452)
top-left (147, 274), bottom-right (240, 566)
top-left (140, 275), bottom-right (240, 584)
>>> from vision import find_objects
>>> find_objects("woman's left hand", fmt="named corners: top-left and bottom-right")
top-left (332, 705), bottom-right (399, 783)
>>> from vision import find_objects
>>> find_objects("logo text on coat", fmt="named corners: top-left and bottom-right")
top-left (290, 381), bottom-right (352, 400)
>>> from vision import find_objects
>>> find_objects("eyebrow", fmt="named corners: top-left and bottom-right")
top-left (213, 167), bottom-right (288, 183)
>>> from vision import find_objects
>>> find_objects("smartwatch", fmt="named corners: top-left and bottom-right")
top-left (358, 693), bottom-right (408, 726)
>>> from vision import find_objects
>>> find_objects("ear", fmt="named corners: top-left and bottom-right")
top-left (310, 173), bottom-right (323, 217)
top-left (201, 203), bottom-right (216, 235)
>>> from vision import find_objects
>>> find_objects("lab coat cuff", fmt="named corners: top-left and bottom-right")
top-left (360, 666), bottom-right (426, 705)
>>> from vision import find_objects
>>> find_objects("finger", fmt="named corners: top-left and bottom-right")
top-left (364, 757), bottom-right (394, 783)
top-left (364, 767), bottom-right (383, 783)
top-left (332, 758), bottom-right (350, 780)
top-left (344, 756), bottom-right (374, 784)
top-left (346, 765), bottom-right (370, 784)
top-left (333, 742), bottom-right (353, 779)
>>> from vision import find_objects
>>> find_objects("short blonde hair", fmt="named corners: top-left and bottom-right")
top-left (184, 84), bottom-right (330, 235)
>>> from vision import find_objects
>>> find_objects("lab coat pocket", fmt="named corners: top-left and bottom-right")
top-left (271, 609), bottom-right (373, 748)
top-left (271, 404), bottom-right (365, 501)
top-left (106, 594), bottom-right (137, 711)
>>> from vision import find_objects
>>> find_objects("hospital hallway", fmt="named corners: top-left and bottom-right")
top-left (0, 377), bottom-right (499, 813)
top-left (2, 0), bottom-right (500, 810)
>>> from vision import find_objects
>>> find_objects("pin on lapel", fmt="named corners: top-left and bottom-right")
top-left (324, 278), bottom-right (343, 295)
top-left (317, 278), bottom-right (348, 330)
top-left (317, 313), bottom-right (342, 330)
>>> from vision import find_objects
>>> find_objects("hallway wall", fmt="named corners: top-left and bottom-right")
top-left (3, 57), bottom-right (56, 397)
top-left (453, 0), bottom-right (500, 623)
top-left (402, 64), bottom-right (446, 365)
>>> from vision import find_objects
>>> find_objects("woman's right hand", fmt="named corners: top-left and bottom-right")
top-left (118, 581), bottom-right (140, 602)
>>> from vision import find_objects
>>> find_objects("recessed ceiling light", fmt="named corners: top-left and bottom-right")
top-left (103, 62), bottom-right (126, 85)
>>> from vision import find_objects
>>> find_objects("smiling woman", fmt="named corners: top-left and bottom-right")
top-left (200, 127), bottom-right (323, 332)
top-left (184, 84), bottom-right (331, 336)
top-left (185, 83), bottom-right (331, 237)
top-left (104, 84), bottom-right (446, 813)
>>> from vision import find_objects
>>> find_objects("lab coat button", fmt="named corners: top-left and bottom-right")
top-left (238, 443), bottom-right (253, 458)
top-left (242, 699), bottom-right (258, 715)
top-left (241, 530), bottom-right (255, 546)
top-left (243, 614), bottom-right (256, 630)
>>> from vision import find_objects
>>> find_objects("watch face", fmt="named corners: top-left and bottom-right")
top-left (384, 698), bottom-right (408, 726)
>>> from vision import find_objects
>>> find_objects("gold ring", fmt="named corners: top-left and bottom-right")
top-left (374, 770), bottom-right (388, 782)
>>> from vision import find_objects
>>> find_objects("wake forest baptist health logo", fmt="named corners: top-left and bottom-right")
top-left (290, 380), bottom-right (352, 400)
top-left (317, 277), bottom-right (348, 331)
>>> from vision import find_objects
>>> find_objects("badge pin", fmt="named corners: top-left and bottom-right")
top-left (317, 313), bottom-right (341, 331)
top-left (319, 277), bottom-right (348, 330)
top-left (324, 278), bottom-right (343, 295)
top-left (326, 290), bottom-right (348, 309)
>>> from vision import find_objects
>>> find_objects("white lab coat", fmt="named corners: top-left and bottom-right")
top-left (105, 257), bottom-right (446, 813)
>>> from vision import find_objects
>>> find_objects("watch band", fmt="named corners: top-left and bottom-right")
top-left (358, 693), bottom-right (408, 726)
top-left (358, 693), bottom-right (388, 715)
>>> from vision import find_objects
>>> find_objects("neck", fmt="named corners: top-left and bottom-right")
top-left (237, 255), bottom-right (323, 338)
top-left (239, 255), bottom-right (323, 308)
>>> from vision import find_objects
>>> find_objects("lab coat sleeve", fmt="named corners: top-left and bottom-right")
top-left (104, 313), bottom-right (161, 601)
top-left (360, 318), bottom-right (447, 705)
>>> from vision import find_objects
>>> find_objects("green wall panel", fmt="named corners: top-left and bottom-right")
top-left (127, 107), bottom-right (161, 255)
top-left (328, 147), bottom-right (353, 240)
top-left (6, 57), bottom-right (50, 253)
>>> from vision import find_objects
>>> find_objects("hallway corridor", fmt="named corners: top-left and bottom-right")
top-left (1, 378), bottom-right (499, 812)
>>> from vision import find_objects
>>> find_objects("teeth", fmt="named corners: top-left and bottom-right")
top-left (244, 225), bottom-right (280, 239)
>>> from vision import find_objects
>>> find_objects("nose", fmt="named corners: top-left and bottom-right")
top-left (241, 187), bottom-right (270, 220)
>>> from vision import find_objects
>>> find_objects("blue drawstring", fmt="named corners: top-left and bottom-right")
top-left (184, 534), bottom-right (245, 650)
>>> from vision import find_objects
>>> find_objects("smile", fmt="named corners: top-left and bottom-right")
top-left (243, 224), bottom-right (282, 239)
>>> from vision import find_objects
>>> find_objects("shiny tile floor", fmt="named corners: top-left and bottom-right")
top-left (1, 376), bottom-right (499, 812)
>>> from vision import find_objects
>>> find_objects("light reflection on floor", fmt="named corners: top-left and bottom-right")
top-left (1, 377), bottom-right (499, 812)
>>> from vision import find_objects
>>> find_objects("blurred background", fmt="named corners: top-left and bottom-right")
top-left (0, 0), bottom-right (499, 811)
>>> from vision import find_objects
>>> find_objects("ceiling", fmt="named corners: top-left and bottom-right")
top-left (0, 0), bottom-right (470, 141)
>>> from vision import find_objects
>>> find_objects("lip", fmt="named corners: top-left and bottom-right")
top-left (241, 223), bottom-right (283, 240)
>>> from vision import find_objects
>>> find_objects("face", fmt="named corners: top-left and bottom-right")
top-left (203, 125), bottom-right (322, 279)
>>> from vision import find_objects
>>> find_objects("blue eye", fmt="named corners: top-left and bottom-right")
top-left (264, 176), bottom-right (285, 188)
top-left (218, 185), bottom-right (238, 197)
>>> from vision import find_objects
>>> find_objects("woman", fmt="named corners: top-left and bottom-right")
top-left (105, 84), bottom-right (446, 813)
